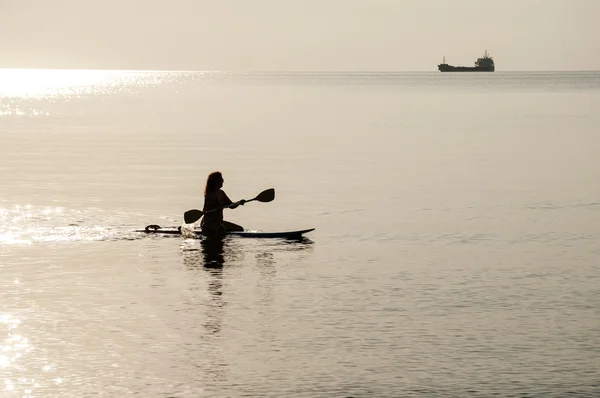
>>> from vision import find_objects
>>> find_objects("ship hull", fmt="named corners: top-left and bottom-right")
top-left (438, 64), bottom-right (494, 72)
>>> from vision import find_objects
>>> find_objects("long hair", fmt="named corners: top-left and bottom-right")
top-left (204, 171), bottom-right (222, 196)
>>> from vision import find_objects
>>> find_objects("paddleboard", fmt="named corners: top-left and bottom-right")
top-left (136, 225), bottom-right (315, 239)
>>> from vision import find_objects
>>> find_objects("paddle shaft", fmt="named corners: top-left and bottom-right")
top-left (206, 200), bottom-right (245, 214)
top-left (184, 188), bottom-right (275, 224)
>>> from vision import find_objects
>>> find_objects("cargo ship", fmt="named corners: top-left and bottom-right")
top-left (438, 51), bottom-right (495, 72)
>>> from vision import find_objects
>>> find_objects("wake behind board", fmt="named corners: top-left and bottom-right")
top-left (137, 225), bottom-right (314, 239)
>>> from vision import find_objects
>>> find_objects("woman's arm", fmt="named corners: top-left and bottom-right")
top-left (220, 190), bottom-right (245, 209)
top-left (220, 190), bottom-right (234, 208)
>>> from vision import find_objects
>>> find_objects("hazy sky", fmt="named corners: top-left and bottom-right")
top-left (1, 0), bottom-right (598, 71)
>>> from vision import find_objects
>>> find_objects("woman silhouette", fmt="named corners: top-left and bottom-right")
top-left (201, 171), bottom-right (245, 236)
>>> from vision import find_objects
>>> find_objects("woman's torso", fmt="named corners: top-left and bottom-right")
top-left (201, 190), bottom-right (226, 228)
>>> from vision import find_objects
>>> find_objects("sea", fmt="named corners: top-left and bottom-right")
top-left (1, 69), bottom-right (599, 397)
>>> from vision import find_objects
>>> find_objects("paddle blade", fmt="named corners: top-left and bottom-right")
top-left (253, 188), bottom-right (275, 203)
top-left (184, 209), bottom-right (204, 224)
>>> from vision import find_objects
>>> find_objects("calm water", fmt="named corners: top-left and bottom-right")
top-left (1, 70), bottom-right (600, 397)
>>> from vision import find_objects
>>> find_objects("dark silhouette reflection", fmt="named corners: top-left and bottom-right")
top-left (181, 235), bottom-right (243, 270)
top-left (255, 251), bottom-right (276, 308)
top-left (181, 237), bottom-right (228, 334)
top-left (201, 236), bottom-right (226, 269)
top-left (258, 236), bottom-right (315, 253)
top-left (283, 236), bottom-right (314, 247)
top-left (179, 235), bottom-right (314, 384)
top-left (200, 239), bottom-right (242, 338)
top-left (180, 237), bottom-right (230, 383)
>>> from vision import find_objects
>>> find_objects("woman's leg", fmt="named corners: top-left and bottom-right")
top-left (201, 222), bottom-right (227, 238)
top-left (222, 220), bottom-right (244, 232)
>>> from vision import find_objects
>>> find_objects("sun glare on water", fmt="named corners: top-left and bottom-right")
top-left (0, 68), bottom-right (146, 99)
top-left (1, 314), bottom-right (46, 396)
top-left (0, 205), bottom-right (114, 244)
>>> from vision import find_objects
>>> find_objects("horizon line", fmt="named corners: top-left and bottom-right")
top-left (1, 67), bottom-right (599, 74)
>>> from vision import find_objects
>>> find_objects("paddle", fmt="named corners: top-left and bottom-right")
top-left (183, 188), bottom-right (275, 224)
